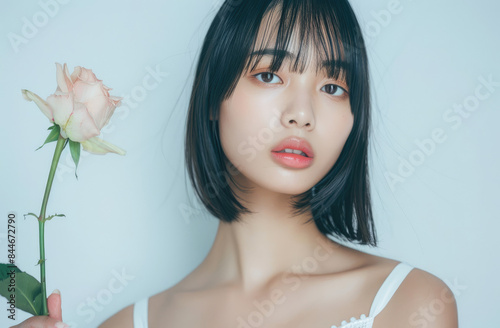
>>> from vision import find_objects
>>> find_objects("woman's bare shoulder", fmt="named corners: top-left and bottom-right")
top-left (372, 262), bottom-right (458, 328)
top-left (98, 302), bottom-right (134, 328)
top-left (97, 287), bottom-right (177, 328)
top-left (346, 252), bottom-right (458, 327)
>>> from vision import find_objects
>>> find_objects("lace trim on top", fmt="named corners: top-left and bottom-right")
top-left (330, 313), bottom-right (374, 328)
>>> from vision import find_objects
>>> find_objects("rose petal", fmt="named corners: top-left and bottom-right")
top-left (70, 66), bottom-right (81, 84)
top-left (81, 136), bottom-right (126, 155)
top-left (72, 80), bottom-right (103, 103)
top-left (46, 91), bottom-right (74, 127)
top-left (60, 128), bottom-right (68, 139)
top-left (64, 102), bottom-right (100, 142)
top-left (99, 96), bottom-right (122, 128)
top-left (21, 89), bottom-right (54, 122)
top-left (74, 66), bottom-right (99, 83)
top-left (72, 81), bottom-right (114, 129)
top-left (55, 63), bottom-right (73, 93)
top-left (87, 96), bottom-right (117, 130)
top-left (63, 63), bottom-right (73, 92)
top-left (109, 95), bottom-right (123, 106)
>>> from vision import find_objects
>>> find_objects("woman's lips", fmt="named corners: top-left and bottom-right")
top-left (271, 136), bottom-right (314, 158)
top-left (271, 151), bottom-right (314, 169)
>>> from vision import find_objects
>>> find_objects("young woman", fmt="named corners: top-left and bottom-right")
top-left (12, 0), bottom-right (458, 327)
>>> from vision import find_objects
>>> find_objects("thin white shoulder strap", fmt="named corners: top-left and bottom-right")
top-left (368, 262), bottom-right (414, 317)
top-left (133, 297), bottom-right (149, 328)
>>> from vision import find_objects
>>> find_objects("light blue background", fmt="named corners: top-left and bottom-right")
top-left (1, 0), bottom-right (499, 327)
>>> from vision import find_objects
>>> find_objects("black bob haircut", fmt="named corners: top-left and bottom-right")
top-left (185, 0), bottom-right (377, 246)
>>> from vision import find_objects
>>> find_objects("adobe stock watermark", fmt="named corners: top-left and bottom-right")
top-left (71, 267), bottom-right (136, 326)
top-left (385, 74), bottom-right (499, 191)
top-left (54, 64), bottom-right (169, 182)
top-left (235, 236), bottom-right (336, 328)
top-left (408, 277), bottom-right (466, 327)
top-left (7, 0), bottom-right (72, 54)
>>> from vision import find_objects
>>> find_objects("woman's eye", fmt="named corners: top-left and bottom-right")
top-left (322, 84), bottom-right (347, 97)
top-left (254, 72), bottom-right (282, 84)
top-left (253, 73), bottom-right (347, 97)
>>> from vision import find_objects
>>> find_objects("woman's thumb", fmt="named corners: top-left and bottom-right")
top-left (47, 289), bottom-right (63, 322)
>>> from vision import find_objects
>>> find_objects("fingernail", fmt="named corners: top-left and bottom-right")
top-left (52, 289), bottom-right (61, 295)
top-left (54, 322), bottom-right (70, 328)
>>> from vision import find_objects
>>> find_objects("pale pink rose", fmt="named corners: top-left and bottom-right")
top-left (21, 63), bottom-right (125, 155)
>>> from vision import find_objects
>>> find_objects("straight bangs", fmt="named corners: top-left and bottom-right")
top-left (241, 0), bottom-right (361, 99)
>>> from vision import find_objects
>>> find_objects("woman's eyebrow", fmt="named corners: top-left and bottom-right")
top-left (249, 48), bottom-right (348, 71)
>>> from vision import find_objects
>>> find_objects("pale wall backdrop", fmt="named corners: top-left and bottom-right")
top-left (1, 0), bottom-right (499, 327)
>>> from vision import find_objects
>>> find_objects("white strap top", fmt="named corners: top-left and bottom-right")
top-left (133, 262), bottom-right (414, 328)
top-left (133, 294), bottom-right (149, 328)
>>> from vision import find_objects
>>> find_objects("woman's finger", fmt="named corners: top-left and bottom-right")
top-left (8, 289), bottom-right (67, 328)
top-left (47, 289), bottom-right (63, 322)
top-left (9, 315), bottom-right (68, 328)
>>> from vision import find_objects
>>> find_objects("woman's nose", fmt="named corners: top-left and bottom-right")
top-left (280, 87), bottom-right (316, 131)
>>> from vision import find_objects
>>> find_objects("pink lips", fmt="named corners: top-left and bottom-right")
top-left (270, 136), bottom-right (314, 169)
top-left (271, 136), bottom-right (314, 158)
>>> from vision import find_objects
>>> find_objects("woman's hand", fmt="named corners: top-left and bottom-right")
top-left (9, 289), bottom-right (70, 328)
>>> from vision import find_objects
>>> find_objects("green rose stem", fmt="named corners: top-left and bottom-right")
top-left (37, 133), bottom-right (67, 316)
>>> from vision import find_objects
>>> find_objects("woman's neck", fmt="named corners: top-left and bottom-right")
top-left (183, 212), bottom-right (364, 295)
top-left (180, 171), bottom-right (369, 295)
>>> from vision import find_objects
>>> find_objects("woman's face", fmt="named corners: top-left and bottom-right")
top-left (218, 23), bottom-right (354, 196)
